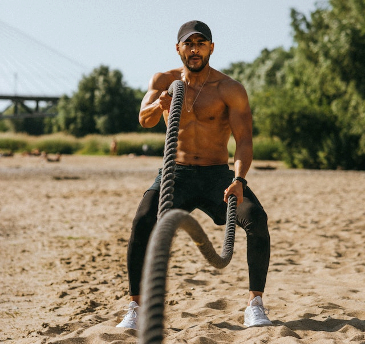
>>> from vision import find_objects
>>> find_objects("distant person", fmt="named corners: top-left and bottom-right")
top-left (41, 151), bottom-right (61, 162)
top-left (117, 20), bottom-right (272, 330)
top-left (48, 153), bottom-right (61, 162)
top-left (30, 148), bottom-right (41, 156)
top-left (110, 138), bottom-right (118, 155)
top-left (0, 150), bottom-right (14, 157)
top-left (142, 144), bottom-right (149, 155)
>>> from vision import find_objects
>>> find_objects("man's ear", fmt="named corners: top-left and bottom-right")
top-left (176, 43), bottom-right (180, 54)
top-left (210, 42), bottom-right (215, 55)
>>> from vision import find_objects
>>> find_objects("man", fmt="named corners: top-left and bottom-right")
top-left (116, 20), bottom-right (272, 329)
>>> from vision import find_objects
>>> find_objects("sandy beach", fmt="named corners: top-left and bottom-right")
top-left (1, 154), bottom-right (365, 344)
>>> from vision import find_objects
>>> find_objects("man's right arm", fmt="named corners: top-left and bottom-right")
top-left (139, 72), bottom-right (173, 128)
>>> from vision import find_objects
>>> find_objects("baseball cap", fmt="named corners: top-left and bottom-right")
top-left (177, 20), bottom-right (212, 43)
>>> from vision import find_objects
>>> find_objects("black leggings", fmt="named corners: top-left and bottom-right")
top-left (127, 169), bottom-right (270, 295)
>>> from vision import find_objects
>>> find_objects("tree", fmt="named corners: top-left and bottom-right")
top-left (222, 47), bottom-right (293, 97)
top-left (285, 0), bottom-right (365, 169)
top-left (229, 0), bottom-right (365, 169)
top-left (222, 47), bottom-right (294, 137)
top-left (252, 87), bottom-right (338, 168)
top-left (57, 65), bottom-right (141, 137)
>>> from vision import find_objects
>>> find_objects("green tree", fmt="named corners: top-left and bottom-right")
top-left (253, 87), bottom-right (338, 168)
top-left (222, 47), bottom-right (294, 136)
top-left (285, 0), bottom-right (365, 169)
top-left (57, 65), bottom-right (141, 137)
top-left (222, 47), bottom-right (293, 97)
top-left (224, 0), bottom-right (365, 169)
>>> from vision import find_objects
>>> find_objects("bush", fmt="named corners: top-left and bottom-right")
top-left (77, 137), bottom-right (109, 155)
top-left (0, 133), bottom-right (286, 162)
top-left (228, 136), bottom-right (283, 160)
top-left (253, 137), bottom-right (284, 160)
top-left (0, 120), bottom-right (10, 132)
top-left (116, 139), bottom-right (164, 156)
top-left (74, 134), bottom-right (166, 156)
top-left (0, 137), bottom-right (28, 151)
top-left (35, 139), bottom-right (80, 154)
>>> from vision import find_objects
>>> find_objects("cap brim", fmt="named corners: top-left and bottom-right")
top-left (179, 31), bottom-right (210, 42)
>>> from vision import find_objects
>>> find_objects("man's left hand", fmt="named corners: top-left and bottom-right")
top-left (224, 181), bottom-right (244, 205)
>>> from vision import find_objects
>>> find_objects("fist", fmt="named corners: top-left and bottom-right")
top-left (158, 91), bottom-right (172, 111)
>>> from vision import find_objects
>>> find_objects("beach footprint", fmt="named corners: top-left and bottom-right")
top-left (204, 298), bottom-right (228, 310)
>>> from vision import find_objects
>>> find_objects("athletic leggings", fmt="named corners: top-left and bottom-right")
top-left (127, 164), bottom-right (270, 295)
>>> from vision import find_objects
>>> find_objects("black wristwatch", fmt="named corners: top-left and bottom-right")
top-left (232, 176), bottom-right (247, 188)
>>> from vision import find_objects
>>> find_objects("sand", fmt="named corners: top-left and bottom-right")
top-left (1, 154), bottom-right (365, 344)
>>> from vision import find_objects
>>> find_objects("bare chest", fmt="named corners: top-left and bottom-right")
top-left (165, 85), bottom-right (228, 125)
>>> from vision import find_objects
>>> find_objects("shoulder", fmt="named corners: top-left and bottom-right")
top-left (208, 69), bottom-right (250, 115)
top-left (148, 68), bottom-right (183, 91)
top-left (210, 69), bottom-right (249, 108)
top-left (213, 70), bottom-right (247, 99)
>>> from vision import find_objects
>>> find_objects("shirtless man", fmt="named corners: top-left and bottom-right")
top-left (117, 20), bottom-right (272, 329)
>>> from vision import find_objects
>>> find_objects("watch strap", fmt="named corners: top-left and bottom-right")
top-left (232, 176), bottom-right (247, 188)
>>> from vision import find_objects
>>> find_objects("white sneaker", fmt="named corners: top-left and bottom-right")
top-left (244, 296), bottom-right (272, 327)
top-left (116, 301), bottom-right (139, 329)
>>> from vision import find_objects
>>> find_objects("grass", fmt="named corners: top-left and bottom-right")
top-left (0, 132), bottom-right (166, 156)
top-left (229, 136), bottom-right (283, 160)
top-left (0, 132), bottom-right (282, 161)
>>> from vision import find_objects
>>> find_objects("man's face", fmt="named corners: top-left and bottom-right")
top-left (176, 33), bottom-right (214, 72)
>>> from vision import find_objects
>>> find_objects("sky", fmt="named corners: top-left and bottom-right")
top-left (0, 0), bottom-right (320, 98)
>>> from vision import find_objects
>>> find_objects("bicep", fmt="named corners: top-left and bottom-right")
top-left (140, 73), bottom-right (166, 109)
top-left (226, 84), bottom-right (253, 143)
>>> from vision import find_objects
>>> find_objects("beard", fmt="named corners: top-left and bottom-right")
top-left (180, 54), bottom-right (210, 72)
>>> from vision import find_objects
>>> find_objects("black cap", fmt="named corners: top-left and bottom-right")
top-left (177, 20), bottom-right (212, 43)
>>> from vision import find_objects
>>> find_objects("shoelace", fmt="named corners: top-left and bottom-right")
top-left (251, 305), bottom-right (269, 318)
top-left (123, 305), bottom-right (139, 319)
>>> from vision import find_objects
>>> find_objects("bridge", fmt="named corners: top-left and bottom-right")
top-left (0, 95), bottom-right (60, 119)
top-left (0, 20), bottom-right (90, 119)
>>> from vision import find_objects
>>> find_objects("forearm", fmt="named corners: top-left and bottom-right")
top-left (224, 141), bottom-right (252, 204)
top-left (233, 140), bottom-right (253, 178)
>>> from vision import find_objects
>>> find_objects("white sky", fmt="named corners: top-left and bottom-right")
top-left (0, 0), bottom-right (320, 96)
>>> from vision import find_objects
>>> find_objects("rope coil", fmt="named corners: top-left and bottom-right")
top-left (139, 80), bottom-right (237, 344)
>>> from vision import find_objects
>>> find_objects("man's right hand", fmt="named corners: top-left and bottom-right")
top-left (156, 90), bottom-right (172, 112)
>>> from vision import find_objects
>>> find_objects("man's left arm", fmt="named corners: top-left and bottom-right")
top-left (222, 80), bottom-right (253, 205)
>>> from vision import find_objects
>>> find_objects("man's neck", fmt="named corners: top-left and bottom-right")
top-left (182, 66), bottom-right (211, 87)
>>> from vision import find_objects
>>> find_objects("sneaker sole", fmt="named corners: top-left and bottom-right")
top-left (244, 321), bottom-right (272, 327)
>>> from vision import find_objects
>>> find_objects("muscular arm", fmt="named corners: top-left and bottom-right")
top-left (230, 84), bottom-right (253, 179)
top-left (139, 72), bottom-right (173, 128)
top-left (222, 80), bottom-right (253, 204)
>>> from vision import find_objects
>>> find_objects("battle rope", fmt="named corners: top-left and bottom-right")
top-left (139, 80), bottom-right (238, 344)
top-left (157, 80), bottom-right (185, 220)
